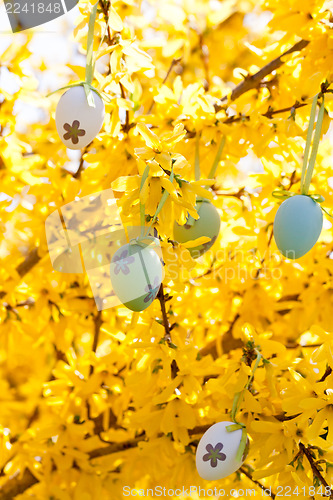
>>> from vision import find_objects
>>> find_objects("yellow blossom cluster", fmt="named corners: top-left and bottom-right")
top-left (1, 0), bottom-right (333, 498)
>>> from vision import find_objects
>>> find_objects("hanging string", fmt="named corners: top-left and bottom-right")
top-left (272, 91), bottom-right (331, 217)
top-left (226, 350), bottom-right (263, 462)
top-left (300, 93), bottom-right (318, 192)
top-left (135, 162), bottom-right (175, 246)
top-left (302, 94), bottom-right (325, 195)
top-left (83, 2), bottom-right (99, 107)
top-left (144, 165), bottom-right (174, 238)
top-left (139, 164), bottom-right (150, 237)
top-left (208, 135), bottom-right (225, 179)
top-left (85, 2), bottom-right (98, 86)
top-left (195, 134), bottom-right (201, 181)
top-left (47, 2), bottom-right (104, 107)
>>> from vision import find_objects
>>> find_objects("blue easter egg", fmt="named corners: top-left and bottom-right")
top-left (273, 195), bottom-right (323, 259)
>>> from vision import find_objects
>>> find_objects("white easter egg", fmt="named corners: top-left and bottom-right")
top-left (110, 241), bottom-right (163, 312)
top-left (196, 421), bottom-right (249, 480)
top-left (55, 85), bottom-right (105, 150)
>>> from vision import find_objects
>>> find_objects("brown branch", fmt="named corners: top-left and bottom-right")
top-left (199, 33), bottom-right (210, 91)
top-left (157, 284), bottom-right (179, 378)
top-left (221, 100), bottom-right (307, 127)
top-left (199, 314), bottom-right (242, 359)
top-left (299, 443), bottom-right (333, 497)
top-left (216, 39), bottom-right (309, 109)
top-left (73, 146), bottom-right (89, 179)
top-left (90, 310), bottom-right (103, 377)
top-left (157, 283), bottom-right (171, 342)
top-left (16, 247), bottom-right (41, 278)
top-left (240, 466), bottom-right (276, 498)
top-left (318, 366), bottom-right (332, 382)
top-left (147, 57), bottom-right (181, 114)
top-left (119, 82), bottom-right (131, 133)
top-left (99, 0), bottom-right (112, 46)
top-left (0, 247), bottom-right (42, 300)
top-left (0, 469), bottom-right (38, 499)
top-left (263, 101), bottom-right (307, 119)
top-left (87, 310), bottom-right (103, 423)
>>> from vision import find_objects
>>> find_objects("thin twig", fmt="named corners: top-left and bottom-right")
top-left (299, 443), bottom-right (333, 497)
top-left (157, 283), bottom-right (171, 341)
top-left (240, 466), bottom-right (276, 498)
top-left (198, 33), bottom-right (210, 91)
top-left (90, 310), bottom-right (103, 376)
top-left (99, 0), bottom-right (112, 46)
top-left (0, 469), bottom-right (38, 500)
top-left (318, 366), bottom-right (332, 382)
top-left (87, 310), bottom-right (103, 422)
top-left (147, 57), bottom-right (181, 114)
top-left (119, 81), bottom-right (131, 133)
top-left (216, 39), bottom-right (309, 109)
top-left (16, 248), bottom-right (41, 278)
top-left (73, 146), bottom-right (89, 179)
top-left (222, 101), bottom-right (308, 127)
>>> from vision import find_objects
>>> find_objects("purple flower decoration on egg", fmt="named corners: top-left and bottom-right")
top-left (203, 443), bottom-right (226, 468)
top-left (113, 250), bottom-right (135, 275)
top-left (143, 276), bottom-right (161, 304)
top-left (63, 120), bottom-right (86, 145)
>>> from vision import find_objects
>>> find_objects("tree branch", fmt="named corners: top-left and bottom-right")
top-left (157, 283), bottom-right (171, 342)
top-left (90, 310), bottom-right (103, 377)
top-left (240, 466), bottom-right (276, 498)
top-left (0, 469), bottom-right (38, 500)
top-left (216, 39), bottom-right (309, 109)
top-left (73, 146), bottom-right (89, 179)
top-left (198, 33), bottom-right (210, 91)
top-left (16, 247), bottom-right (41, 278)
top-left (199, 314), bottom-right (242, 359)
top-left (299, 443), bottom-right (333, 497)
top-left (147, 57), bottom-right (181, 114)
top-left (119, 81), bottom-right (131, 133)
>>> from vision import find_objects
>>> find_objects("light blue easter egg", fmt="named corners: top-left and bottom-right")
top-left (110, 242), bottom-right (162, 312)
top-left (273, 195), bottom-right (323, 259)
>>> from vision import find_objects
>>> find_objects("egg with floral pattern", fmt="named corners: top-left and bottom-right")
top-left (196, 421), bottom-right (249, 480)
top-left (273, 195), bottom-right (323, 259)
top-left (173, 200), bottom-right (220, 258)
top-left (110, 241), bottom-right (163, 312)
top-left (55, 85), bottom-right (105, 150)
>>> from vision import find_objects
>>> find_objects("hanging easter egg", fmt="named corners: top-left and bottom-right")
top-left (173, 200), bottom-right (220, 258)
top-left (55, 85), bottom-right (105, 150)
top-left (110, 241), bottom-right (163, 312)
top-left (196, 421), bottom-right (249, 481)
top-left (273, 194), bottom-right (323, 259)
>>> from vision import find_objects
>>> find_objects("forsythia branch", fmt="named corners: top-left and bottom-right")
top-left (240, 466), bottom-right (276, 499)
top-left (0, 469), bottom-right (38, 500)
top-left (216, 39), bottom-right (309, 109)
top-left (299, 443), bottom-right (333, 497)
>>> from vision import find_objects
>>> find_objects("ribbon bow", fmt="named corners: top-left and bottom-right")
top-left (272, 190), bottom-right (333, 218)
top-left (226, 422), bottom-right (248, 462)
top-left (272, 190), bottom-right (325, 203)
